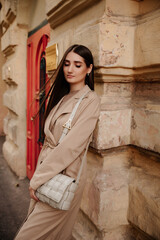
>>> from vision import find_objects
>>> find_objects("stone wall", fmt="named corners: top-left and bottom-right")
top-left (45, 0), bottom-right (160, 239)
top-left (0, 0), bottom-right (159, 239)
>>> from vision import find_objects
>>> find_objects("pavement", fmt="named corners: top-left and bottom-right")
top-left (0, 136), bottom-right (30, 240)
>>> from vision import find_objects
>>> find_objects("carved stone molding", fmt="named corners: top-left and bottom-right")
top-left (1, 21), bottom-right (19, 56)
top-left (2, 45), bottom-right (16, 57)
top-left (2, 59), bottom-right (23, 86)
top-left (3, 86), bottom-right (18, 115)
top-left (1, 19), bottom-right (9, 32)
top-left (95, 66), bottom-right (160, 83)
top-left (0, 0), bottom-right (17, 33)
top-left (46, 0), bottom-right (101, 29)
top-left (3, 0), bottom-right (17, 19)
top-left (6, 7), bottom-right (16, 24)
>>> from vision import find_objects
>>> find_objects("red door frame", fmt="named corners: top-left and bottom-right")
top-left (27, 24), bottom-right (50, 179)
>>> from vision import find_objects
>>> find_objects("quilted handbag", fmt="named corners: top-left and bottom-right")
top-left (36, 91), bottom-right (91, 210)
top-left (36, 174), bottom-right (77, 210)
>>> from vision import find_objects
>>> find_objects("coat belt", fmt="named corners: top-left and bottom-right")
top-left (43, 138), bottom-right (56, 149)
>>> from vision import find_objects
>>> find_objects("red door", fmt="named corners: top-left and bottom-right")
top-left (27, 24), bottom-right (50, 179)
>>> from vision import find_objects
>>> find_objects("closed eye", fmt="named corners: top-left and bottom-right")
top-left (64, 63), bottom-right (69, 66)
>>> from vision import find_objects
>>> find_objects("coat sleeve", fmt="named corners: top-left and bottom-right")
top-left (30, 95), bottom-right (100, 190)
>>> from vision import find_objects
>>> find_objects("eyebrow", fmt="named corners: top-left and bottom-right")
top-left (64, 59), bottom-right (83, 64)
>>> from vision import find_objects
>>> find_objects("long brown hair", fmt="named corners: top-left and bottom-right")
top-left (38, 44), bottom-right (95, 141)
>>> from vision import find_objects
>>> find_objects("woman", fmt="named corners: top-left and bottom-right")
top-left (15, 44), bottom-right (100, 240)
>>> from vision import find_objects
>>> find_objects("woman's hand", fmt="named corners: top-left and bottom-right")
top-left (29, 186), bottom-right (39, 201)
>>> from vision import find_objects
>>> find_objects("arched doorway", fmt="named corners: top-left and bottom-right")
top-left (26, 24), bottom-right (50, 179)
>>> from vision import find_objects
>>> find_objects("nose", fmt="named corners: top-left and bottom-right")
top-left (68, 64), bottom-right (73, 73)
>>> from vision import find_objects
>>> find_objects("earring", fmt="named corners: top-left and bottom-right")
top-left (87, 73), bottom-right (90, 77)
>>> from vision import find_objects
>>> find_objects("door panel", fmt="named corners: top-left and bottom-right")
top-left (27, 24), bottom-right (50, 179)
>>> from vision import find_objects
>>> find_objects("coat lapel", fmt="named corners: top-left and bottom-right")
top-left (44, 96), bottom-right (64, 136)
top-left (44, 85), bottom-right (91, 145)
top-left (51, 100), bottom-right (73, 123)
top-left (73, 84), bottom-right (91, 99)
top-left (48, 85), bottom-right (91, 127)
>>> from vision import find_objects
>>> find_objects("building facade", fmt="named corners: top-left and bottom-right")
top-left (0, 0), bottom-right (160, 239)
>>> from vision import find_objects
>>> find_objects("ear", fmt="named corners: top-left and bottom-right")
top-left (87, 64), bottom-right (93, 74)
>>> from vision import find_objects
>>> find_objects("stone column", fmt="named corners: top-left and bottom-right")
top-left (1, 0), bottom-right (30, 177)
top-left (0, 22), bottom-right (7, 135)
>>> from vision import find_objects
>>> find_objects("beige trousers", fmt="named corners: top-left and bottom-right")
top-left (14, 169), bottom-right (86, 240)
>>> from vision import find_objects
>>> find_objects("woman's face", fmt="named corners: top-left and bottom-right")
top-left (63, 51), bottom-right (92, 90)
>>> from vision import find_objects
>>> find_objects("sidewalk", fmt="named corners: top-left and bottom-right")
top-left (0, 136), bottom-right (30, 240)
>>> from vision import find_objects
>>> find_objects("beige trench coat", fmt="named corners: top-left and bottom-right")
top-left (15, 85), bottom-right (100, 240)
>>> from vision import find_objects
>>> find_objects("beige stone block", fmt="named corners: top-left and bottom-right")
top-left (3, 113), bottom-right (16, 139)
top-left (127, 148), bottom-right (160, 239)
top-left (3, 114), bottom-right (10, 135)
top-left (48, 0), bottom-right (105, 66)
top-left (103, 83), bottom-right (134, 98)
top-left (45, 0), bottom-right (65, 14)
top-left (46, 0), bottom-right (101, 28)
top-left (73, 211), bottom-right (150, 240)
top-left (131, 109), bottom-right (160, 153)
top-left (146, 103), bottom-right (160, 112)
top-left (17, 0), bottom-right (30, 26)
top-left (3, 87), bottom-right (18, 114)
top-left (2, 0), bottom-right (16, 19)
top-left (105, 0), bottom-right (160, 17)
top-left (75, 147), bottom-right (158, 239)
top-left (2, 139), bottom-right (26, 177)
top-left (73, 210), bottom-right (102, 240)
top-left (97, 83), bottom-right (133, 112)
top-left (99, 17), bottom-right (135, 68)
top-left (128, 170), bottom-right (160, 240)
top-left (73, 24), bottom-right (100, 65)
top-left (99, 187), bottom-right (128, 229)
top-left (28, 0), bottom-right (46, 31)
top-left (8, 119), bottom-right (17, 145)
top-left (130, 147), bottom-right (160, 179)
top-left (81, 150), bottom-right (130, 231)
top-left (102, 224), bottom-right (151, 240)
top-left (1, 21), bottom-right (18, 52)
top-left (135, 11), bottom-right (160, 67)
top-left (139, 1), bottom-right (160, 15)
top-left (2, 62), bottom-right (14, 82)
top-left (134, 82), bottom-right (160, 99)
top-left (3, 111), bottom-right (26, 175)
top-left (2, 55), bottom-right (26, 116)
top-left (92, 109), bottom-right (131, 150)
top-left (105, 0), bottom-right (139, 17)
